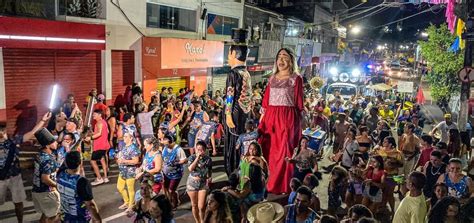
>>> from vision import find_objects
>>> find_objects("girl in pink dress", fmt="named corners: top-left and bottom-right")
top-left (258, 48), bottom-right (304, 194)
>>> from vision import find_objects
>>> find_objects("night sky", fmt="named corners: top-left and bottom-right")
top-left (341, 0), bottom-right (447, 42)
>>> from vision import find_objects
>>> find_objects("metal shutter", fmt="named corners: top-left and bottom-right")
top-left (157, 77), bottom-right (187, 95)
top-left (112, 50), bottom-right (135, 107)
top-left (3, 49), bottom-right (55, 135)
top-left (3, 49), bottom-right (101, 135)
top-left (55, 50), bottom-right (102, 107)
top-left (212, 75), bottom-right (227, 94)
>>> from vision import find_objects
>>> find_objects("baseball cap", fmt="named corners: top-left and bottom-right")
top-left (444, 113), bottom-right (452, 119)
top-left (97, 94), bottom-right (105, 101)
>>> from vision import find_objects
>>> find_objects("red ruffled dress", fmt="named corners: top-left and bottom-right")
top-left (258, 73), bottom-right (303, 194)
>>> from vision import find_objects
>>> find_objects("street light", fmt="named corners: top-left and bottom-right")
top-left (421, 32), bottom-right (428, 37)
top-left (329, 67), bottom-right (338, 75)
top-left (351, 26), bottom-right (361, 35)
top-left (291, 29), bottom-right (298, 36)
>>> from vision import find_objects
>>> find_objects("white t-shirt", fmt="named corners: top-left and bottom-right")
top-left (434, 121), bottom-right (458, 143)
top-left (137, 111), bottom-right (156, 136)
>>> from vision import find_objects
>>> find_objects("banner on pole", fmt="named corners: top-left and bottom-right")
top-left (397, 81), bottom-right (414, 93)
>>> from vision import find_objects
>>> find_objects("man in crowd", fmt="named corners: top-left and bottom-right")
top-left (0, 112), bottom-right (52, 223)
top-left (393, 171), bottom-right (427, 222)
top-left (327, 89), bottom-right (342, 104)
top-left (378, 104), bottom-right (394, 124)
top-left (430, 113), bottom-right (458, 143)
top-left (312, 107), bottom-right (329, 133)
top-left (137, 103), bottom-right (160, 141)
top-left (362, 107), bottom-right (380, 134)
top-left (284, 186), bottom-right (319, 222)
top-left (93, 94), bottom-right (108, 116)
top-left (416, 134), bottom-right (434, 171)
top-left (399, 123), bottom-right (421, 190)
top-left (411, 115), bottom-right (423, 137)
top-left (333, 113), bottom-right (350, 154)
top-left (57, 151), bottom-right (101, 222)
top-left (32, 127), bottom-right (60, 223)
top-left (349, 102), bottom-right (364, 126)
top-left (160, 87), bottom-right (169, 107)
top-left (88, 109), bottom-right (110, 186)
top-left (59, 117), bottom-right (81, 148)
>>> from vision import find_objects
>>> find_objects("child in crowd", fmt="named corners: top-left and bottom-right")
top-left (345, 157), bottom-right (365, 208)
top-left (303, 173), bottom-right (321, 213)
top-left (235, 120), bottom-right (259, 157)
top-left (288, 178), bottom-right (302, 205)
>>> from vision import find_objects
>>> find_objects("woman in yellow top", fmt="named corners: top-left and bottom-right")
top-left (373, 136), bottom-right (402, 214)
top-left (378, 105), bottom-right (395, 123)
top-left (316, 99), bottom-right (331, 118)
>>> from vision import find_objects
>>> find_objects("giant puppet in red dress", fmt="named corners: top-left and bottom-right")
top-left (258, 48), bottom-right (304, 194)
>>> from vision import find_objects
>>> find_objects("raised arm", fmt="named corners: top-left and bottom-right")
top-left (23, 112), bottom-right (52, 142)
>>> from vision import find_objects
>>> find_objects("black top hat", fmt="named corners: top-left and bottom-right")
top-left (230, 28), bottom-right (248, 46)
top-left (34, 128), bottom-right (56, 147)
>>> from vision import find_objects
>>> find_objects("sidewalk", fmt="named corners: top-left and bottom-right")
top-left (420, 79), bottom-right (444, 124)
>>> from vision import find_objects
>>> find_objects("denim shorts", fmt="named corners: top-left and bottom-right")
top-left (186, 176), bottom-right (208, 192)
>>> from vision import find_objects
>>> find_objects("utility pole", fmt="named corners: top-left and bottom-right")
top-left (458, 0), bottom-right (473, 132)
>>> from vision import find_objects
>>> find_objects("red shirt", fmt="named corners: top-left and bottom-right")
top-left (93, 103), bottom-right (108, 117)
top-left (418, 146), bottom-right (434, 168)
top-left (93, 119), bottom-right (110, 151)
top-left (366, 167), bottom-right (384, 183)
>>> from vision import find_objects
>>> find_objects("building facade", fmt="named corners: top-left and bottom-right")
top-left (0, 0), bottom-right (244, 132)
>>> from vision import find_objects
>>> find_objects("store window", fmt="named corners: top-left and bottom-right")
top-left (207, 13), bottom-right (239, 35)
top-left (146, 3), bottom-right (197, 32)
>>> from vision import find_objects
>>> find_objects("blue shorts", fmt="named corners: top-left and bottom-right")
top-left (188, 133), bottom-right (196, 148)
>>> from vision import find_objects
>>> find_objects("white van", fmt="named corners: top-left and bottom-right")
top-left (324, 82), bottom-right (359, 101)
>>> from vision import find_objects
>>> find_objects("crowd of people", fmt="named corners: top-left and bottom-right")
top-left (2, 46), bottom-right (474, 223)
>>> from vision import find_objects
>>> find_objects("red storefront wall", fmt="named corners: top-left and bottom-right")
top-left (0, 16), bottom-right (105, 134)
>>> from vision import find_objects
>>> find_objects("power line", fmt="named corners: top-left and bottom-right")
top-left (373, 4), bottom-right (446, 29)
top-left (307, 3), bottom-right (387, 27)
top-left (341, 5), bottom-right (391, 23)
top-left (340, 1), bottom-right (420, 20)
top-left (340, 3), bottom-right (386, 20)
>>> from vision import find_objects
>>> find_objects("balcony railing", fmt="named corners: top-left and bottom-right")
top-left (0, 0), bottom-right (56, 19)
top-left (58, 0), bottom-right (105, 19)
top-left (0, 0), bottom-right (105, 20)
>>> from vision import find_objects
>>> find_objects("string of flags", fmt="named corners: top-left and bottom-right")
top-left (448, 18), bottom-right (466, 52)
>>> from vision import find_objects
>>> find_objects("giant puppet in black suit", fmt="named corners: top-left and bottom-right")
top-left (223, 29), bottom-right (252, 176)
